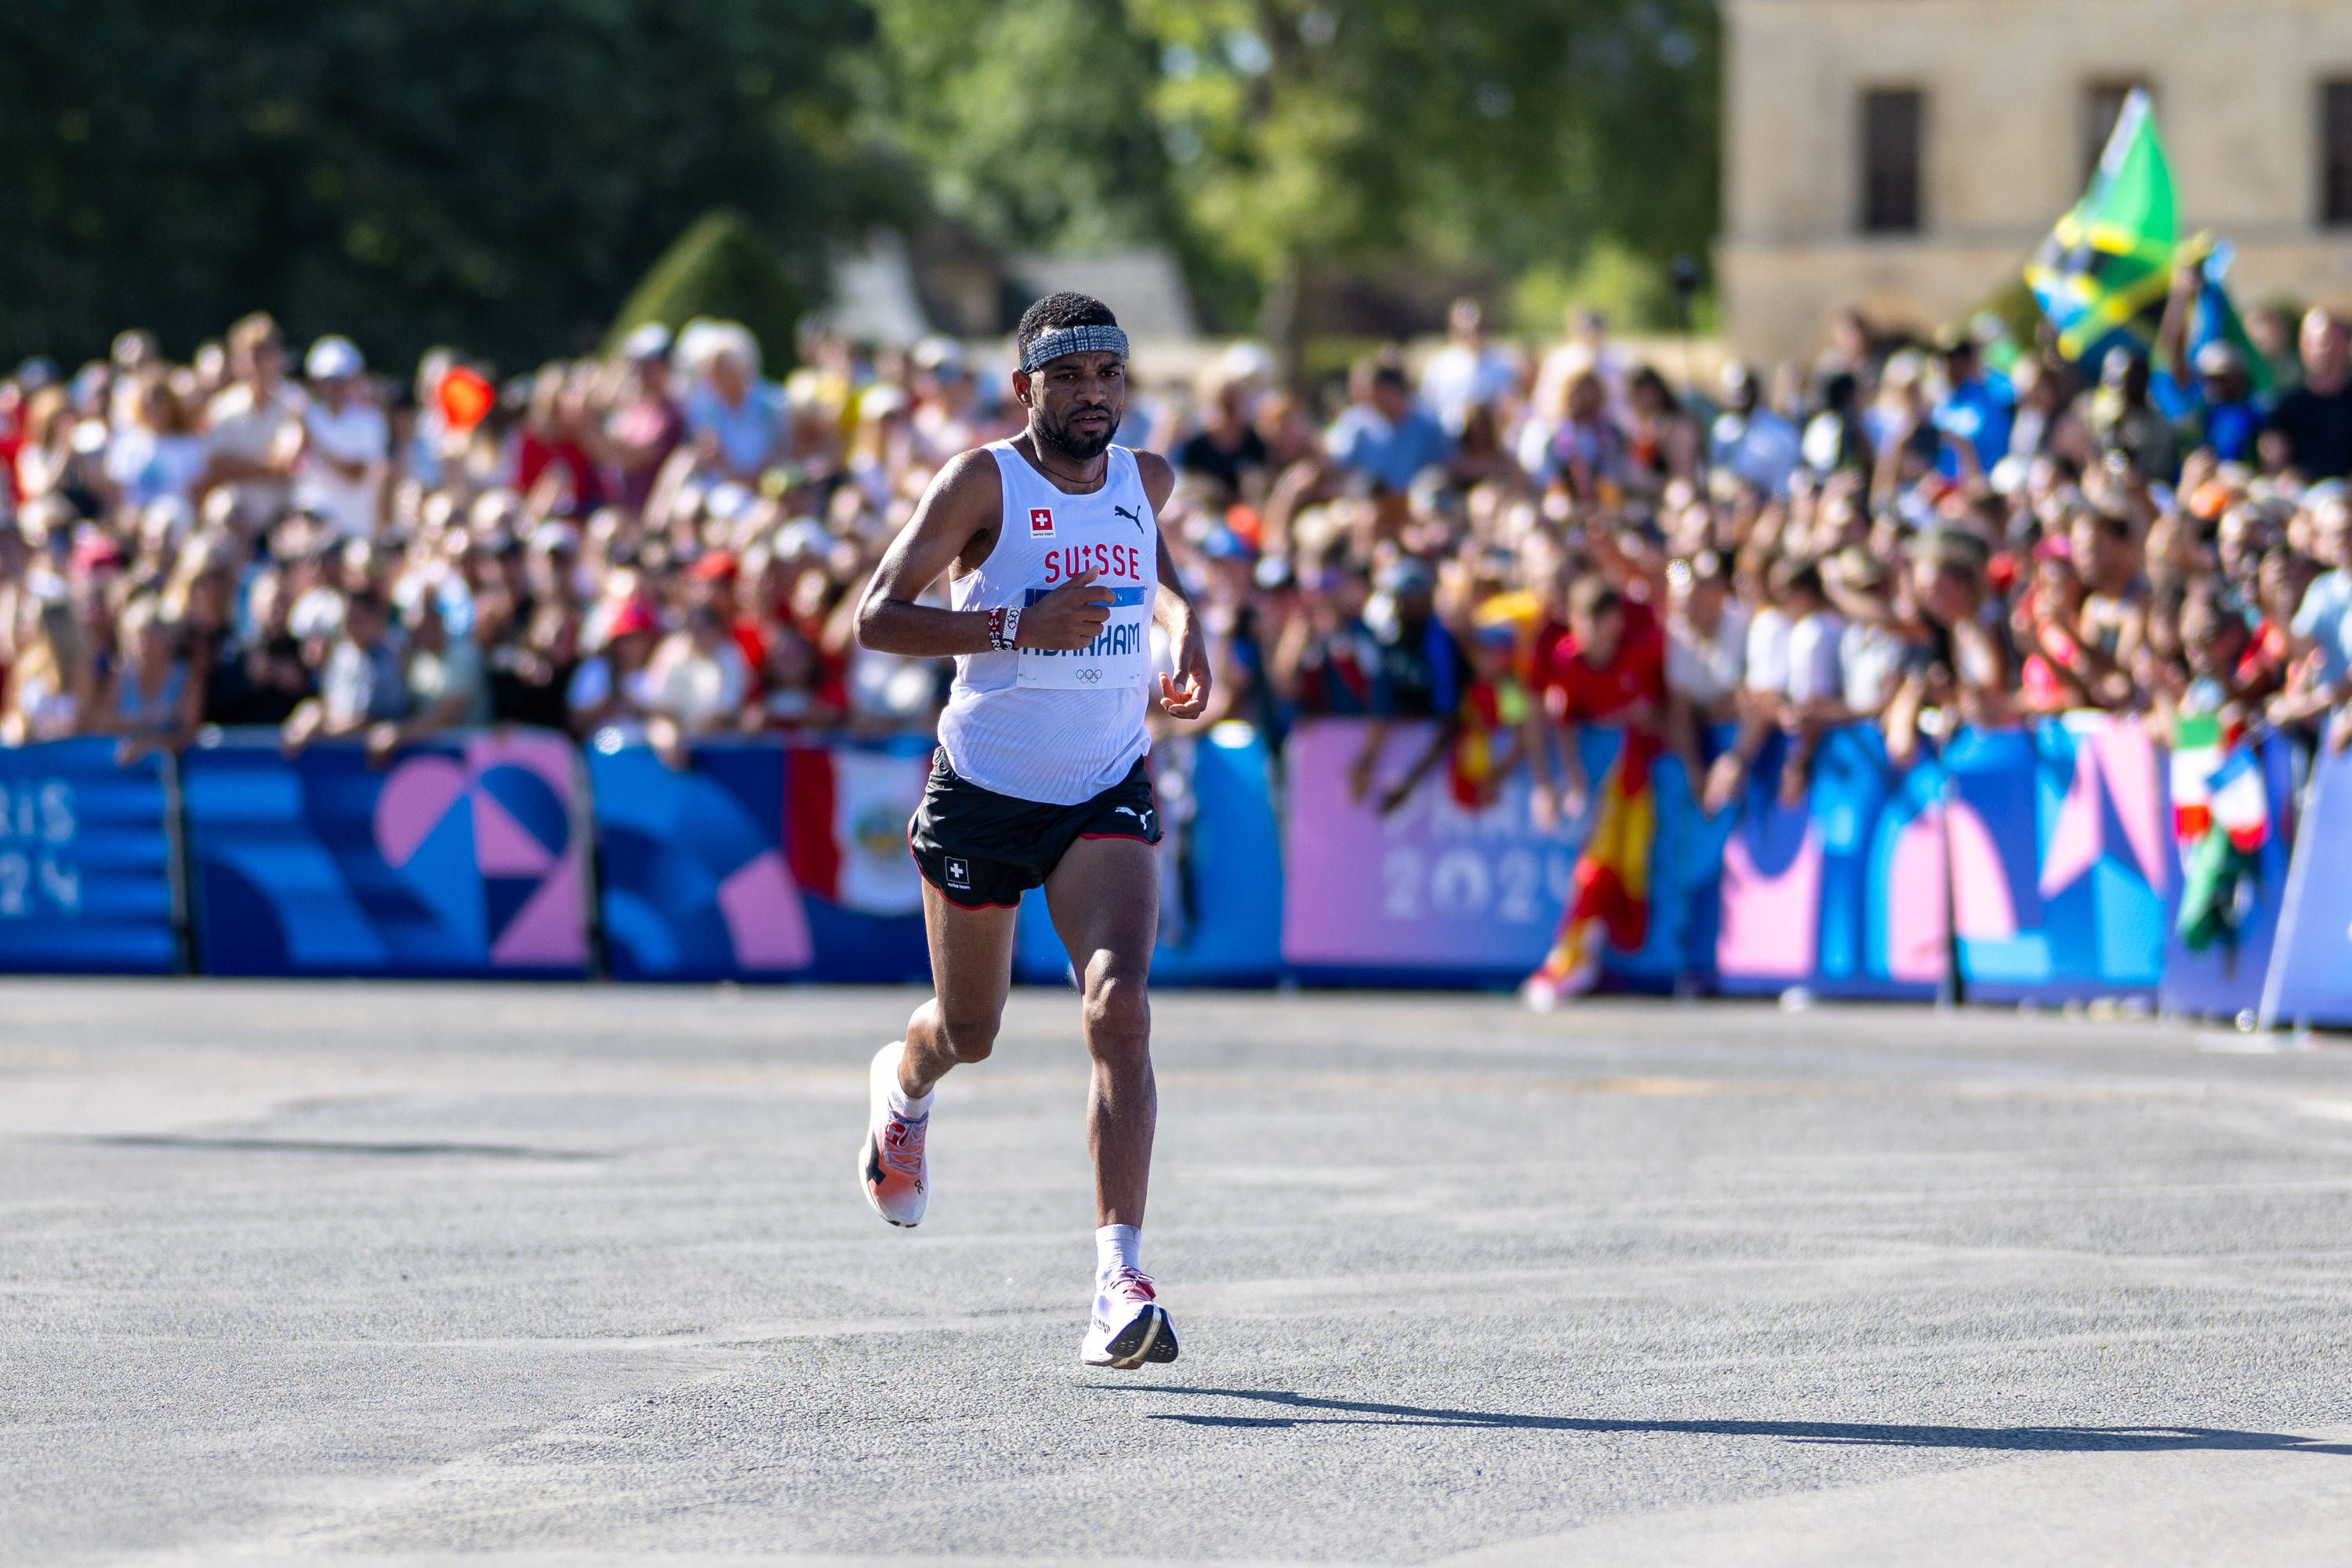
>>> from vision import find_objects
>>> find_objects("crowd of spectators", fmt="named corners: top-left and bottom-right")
top-left (2, 274), bottom-right (2349, 830)
top-left (0, 312), bottom-right (993, 763)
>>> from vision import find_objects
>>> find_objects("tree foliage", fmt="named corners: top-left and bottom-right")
top-left (866, 0), bottom-right (1177, 258)
top-left (873, 1), bottom-right (1718, 336)
top-left (0, 0), bottom-right (879, 369)
top-left (0, 2), bottom-right (1721, 366)
top-left (608, 210), bottom-right (805, 372)
top-left (1149, 1), bottom-right (1717, 326)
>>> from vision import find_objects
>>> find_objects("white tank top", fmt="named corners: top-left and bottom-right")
top-left (935, 441), bottom-right (1159, 805)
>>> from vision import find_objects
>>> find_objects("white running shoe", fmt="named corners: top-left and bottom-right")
top-left (1080, 1267), bottom-right (1178, 1368)
top-left (858, 1042), bottom-right (927, 1228)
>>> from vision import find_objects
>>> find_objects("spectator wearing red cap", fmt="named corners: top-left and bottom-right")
top-left (566, 597), bottom-right (660, 735)
top-left (686, 547), bottom-right (770, 703)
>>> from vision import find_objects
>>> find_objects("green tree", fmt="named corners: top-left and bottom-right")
top-left (866, 0), bottom-right (1178, 258)
top-left (1137, 0), bottom-right (1719, 359)
top-left (608, 209), bottom-right (804, 372)
top-left (869, 1), bottom-right (1717, 361)
top-left (0, 0), bottom-right (880, 370)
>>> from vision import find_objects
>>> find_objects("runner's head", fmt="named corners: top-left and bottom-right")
top-left (1013, 292), bottom-right (1127, 464)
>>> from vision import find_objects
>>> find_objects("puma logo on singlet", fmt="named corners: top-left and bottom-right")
top-left (1112, 503), bottom-right (1144, 532)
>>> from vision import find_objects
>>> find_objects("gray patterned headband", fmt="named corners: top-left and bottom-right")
top-left (1019, 323), bottom-right (1129, 373)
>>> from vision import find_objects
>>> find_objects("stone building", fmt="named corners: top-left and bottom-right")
top-left (1719, 0), bottom-right (2352, 364)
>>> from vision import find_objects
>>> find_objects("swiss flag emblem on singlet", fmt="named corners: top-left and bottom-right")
top-left (1029, 506), bottom-right (1054, 537)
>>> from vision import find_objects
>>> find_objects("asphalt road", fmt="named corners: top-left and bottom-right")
top-left (5, 980), bottom-right (2352, 1566)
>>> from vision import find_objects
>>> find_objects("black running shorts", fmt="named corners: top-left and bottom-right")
top-left (907, 748), bottom-right (1161, 910)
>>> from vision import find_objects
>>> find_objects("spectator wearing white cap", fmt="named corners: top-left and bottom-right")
top-left (678, 320), bottom-right (784, 483)
top-left (292, 335), bottom-right (387, 539)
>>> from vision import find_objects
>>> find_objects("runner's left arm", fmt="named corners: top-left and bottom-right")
top-left (1138, 451), bottom-right (1211, 721)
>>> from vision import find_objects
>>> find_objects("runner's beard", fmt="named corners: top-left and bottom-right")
top-left (1036, 403), bottom-right (1118, 463)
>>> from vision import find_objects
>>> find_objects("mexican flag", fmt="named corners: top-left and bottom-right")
top-left (2205, 746), bottom-right (2270, 853)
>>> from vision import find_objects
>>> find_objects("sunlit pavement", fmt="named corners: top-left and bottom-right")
top-left (5, 981), bottom-right (2351, 1566)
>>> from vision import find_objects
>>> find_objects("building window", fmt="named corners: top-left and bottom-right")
top-left (2084, 80), bottom-right (2149, 183)
top-left (2325, 80), bottom-right (2352, 227)
top-left (1860, 89), bottom-right (1922, 234)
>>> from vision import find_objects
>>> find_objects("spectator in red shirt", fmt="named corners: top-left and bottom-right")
top-left (515, 364), bottom-right (607, 515)
top-left (1543, 575), bottom-right (1665, 818)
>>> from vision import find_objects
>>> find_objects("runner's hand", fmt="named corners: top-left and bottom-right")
top-left (1159, 612), bottom-right (1213, 720)
top-left (1018, 568), bottom-right (1112, 652)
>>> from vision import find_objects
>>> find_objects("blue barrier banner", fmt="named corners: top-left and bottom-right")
top-left (0, 739), bottom-right (177, 974)
top-left (1949, 715), bottom-right (2168, 1001)
top-left (27, 709), bottom-right (2352, 1018)
top-left (1599, 737), bottom-right (1729, 993)
top-left (587, 734), bottom-right (931, 983)
top-left (183, 731), bottom-right (590, 978)
top-left (2265, 745), bottom-right (2352, 1029)
top-left (1017, 722), bottom-right (1283, 986)
top-left (1715, 724), bottom-right (1946, 999)
top-left (588, 739), bottom-right (811, 981)
top-left (2161, 733), bottom-right (2296, 1020)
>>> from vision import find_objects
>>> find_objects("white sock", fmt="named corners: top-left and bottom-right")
top-left (1095, 1224), bottom-right (1141, 1284)
top-left (887, 1072), bottom-right (933, 1123)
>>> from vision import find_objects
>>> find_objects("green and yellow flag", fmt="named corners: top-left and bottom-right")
top-left (2026, 89), bottom-right (2176, 365)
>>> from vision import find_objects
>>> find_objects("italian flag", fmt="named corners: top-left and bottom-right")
top-left (2170, 714), bottom-right (2221, 842)
top-left (2205, 746), bottom-right (2270, 853)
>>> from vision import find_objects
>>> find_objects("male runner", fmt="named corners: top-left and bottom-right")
top-left (852, 292), bottom-right (1210, 1368)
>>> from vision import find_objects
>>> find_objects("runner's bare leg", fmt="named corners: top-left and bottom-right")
top-left (899, 888), bottom-right (1018, 1097)
top-left (1044, 835), bottom-right (1160, 1228)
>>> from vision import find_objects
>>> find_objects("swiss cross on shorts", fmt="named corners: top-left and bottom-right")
top-left (1029, 506), bottom-right (1054, 537)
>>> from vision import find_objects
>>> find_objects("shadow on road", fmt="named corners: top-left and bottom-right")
top-left (1102, 1387), bottom-right (2352, 1454)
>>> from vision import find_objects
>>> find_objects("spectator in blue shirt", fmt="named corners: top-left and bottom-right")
top-left (2179, 342), bottom-right (2265, 464)
top-left (1327, 354), bottom-right (1452, 492)
top-left (1708, 362), bottom-right (1800, 495)
top-left (678, 321), bottom-right (785, 482)
top-left (1930, 335), bottom-right (2014, 476)
top-left (2151, 260), bottom-right (2271, 469)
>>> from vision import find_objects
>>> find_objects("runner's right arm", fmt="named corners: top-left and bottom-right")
top-left (855, 449), bottom-right (1110, 656)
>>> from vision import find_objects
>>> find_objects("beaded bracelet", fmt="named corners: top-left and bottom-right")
top-left (986, 605), bottom-right (1022, 652)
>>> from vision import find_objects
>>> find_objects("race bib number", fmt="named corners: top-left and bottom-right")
top-left (1018, 585), bottom-right (1151, 689)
